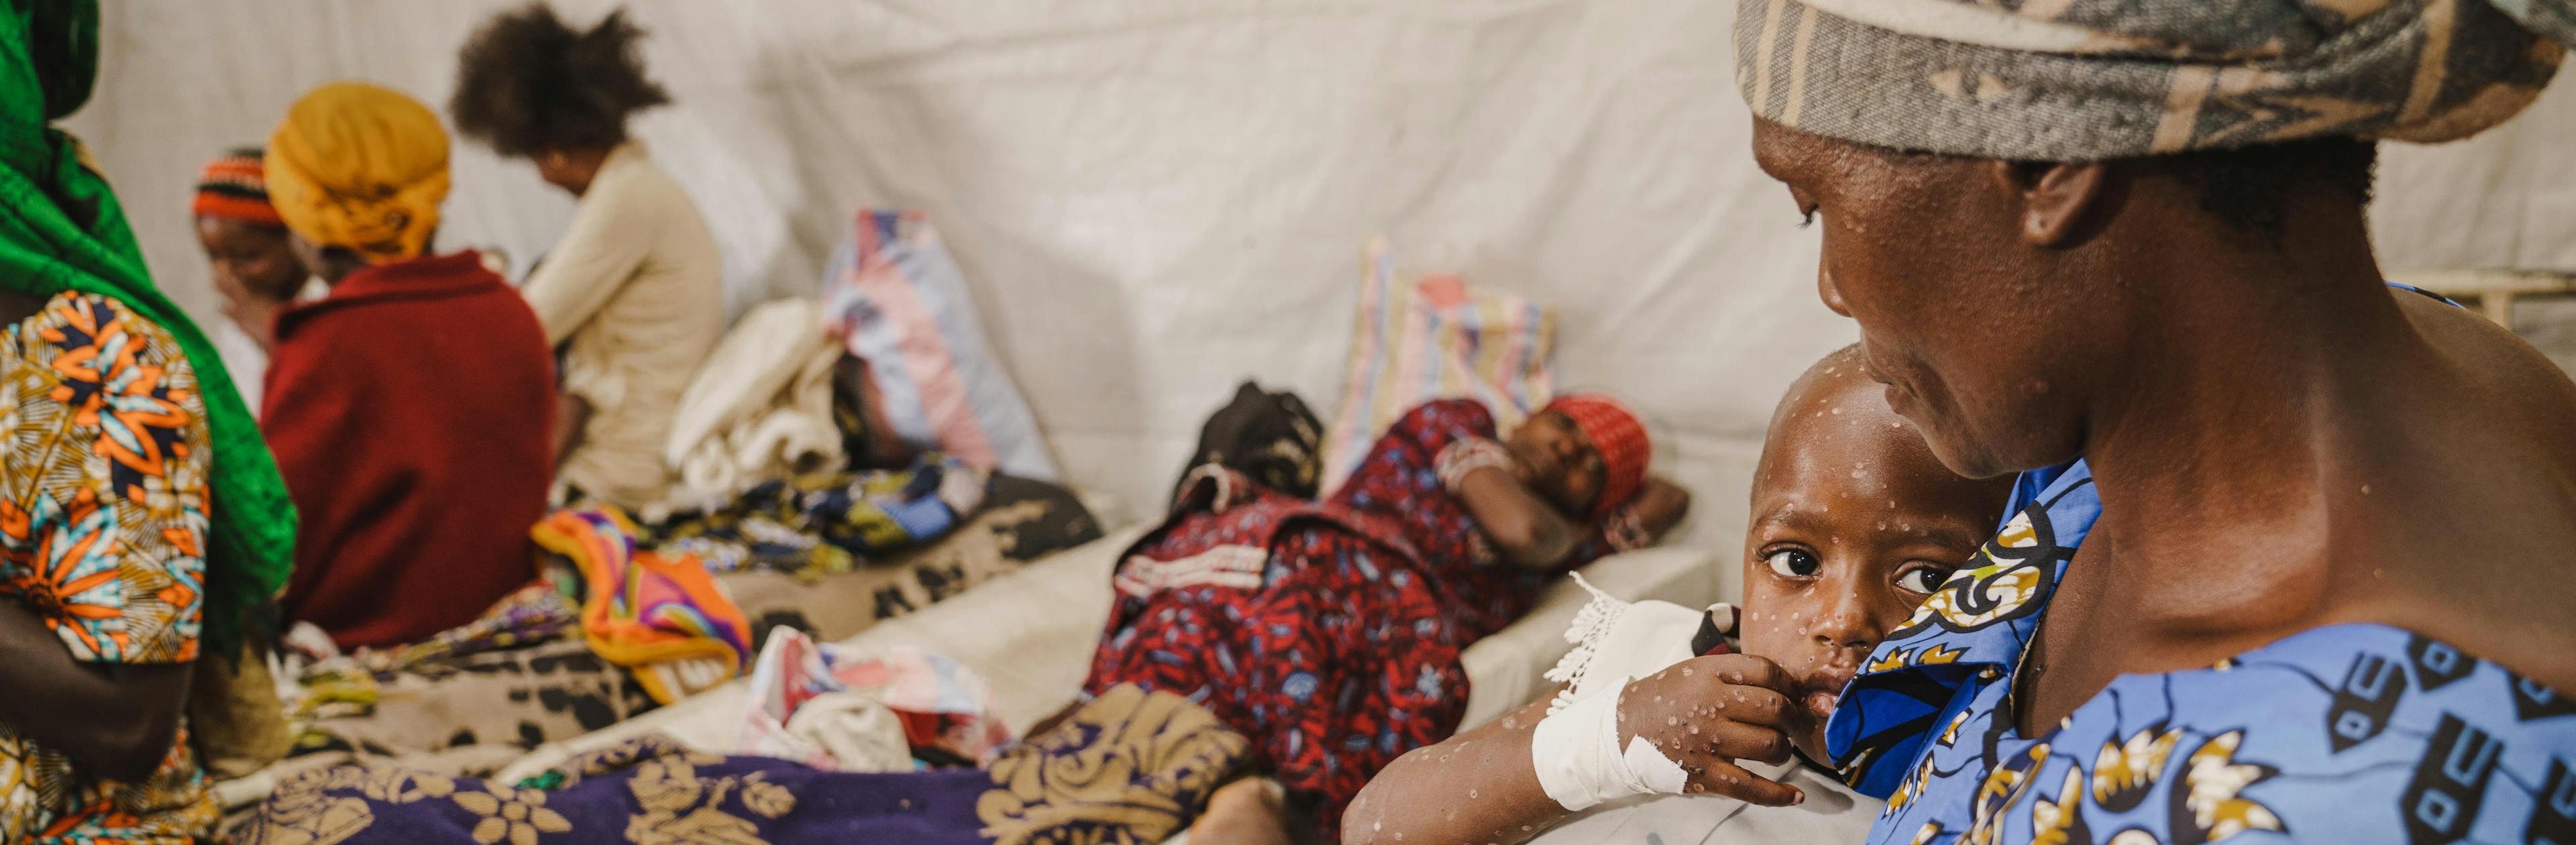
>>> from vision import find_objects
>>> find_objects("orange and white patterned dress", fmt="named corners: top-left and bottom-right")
top-left (0, 293), bottom-right (219, 842)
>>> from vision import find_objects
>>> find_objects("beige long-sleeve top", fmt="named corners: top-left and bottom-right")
top-left (523, 142), bottom-right (724, 510)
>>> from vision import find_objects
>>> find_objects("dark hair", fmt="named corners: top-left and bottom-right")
top-left (449, 3), bottom-right (669, 158)
top-left (2153, 136), bottom-right (2378, 240)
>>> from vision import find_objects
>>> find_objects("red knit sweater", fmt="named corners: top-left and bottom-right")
top-left (266, 251), bottom-right (557, 650)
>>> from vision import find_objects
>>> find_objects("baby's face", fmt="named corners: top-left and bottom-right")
top-left (1737, 375), bottom-right (2008, 760)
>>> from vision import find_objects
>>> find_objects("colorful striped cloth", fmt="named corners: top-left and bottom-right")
top-left (823, 210), bottom-right (1059, 482)
top-left (1320, 236), bottom-right (1556, 493)
top-left (741, 628), bottom-right (1012, 771)
top-left (531, 506), bottom-right (753, 705)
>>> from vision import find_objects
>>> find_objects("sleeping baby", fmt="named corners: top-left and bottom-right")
top-left (1340, 344), bottom-right (2013, 844)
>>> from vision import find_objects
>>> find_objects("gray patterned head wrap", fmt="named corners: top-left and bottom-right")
top-left (1735, 0), bottom-right (2576, 160)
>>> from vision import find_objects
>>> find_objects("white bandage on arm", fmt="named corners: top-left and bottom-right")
top-left (1529, 688), bottom-right (1688, 811)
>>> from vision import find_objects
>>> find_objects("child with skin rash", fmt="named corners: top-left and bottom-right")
top-left (1341, 345), bottom-right (2012, 844)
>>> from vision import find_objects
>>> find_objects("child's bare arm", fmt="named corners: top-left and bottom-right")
top-left (1344, 655), bottom-right (1813, 845)
top-left (1342, 695), bottom-right (1564, 845)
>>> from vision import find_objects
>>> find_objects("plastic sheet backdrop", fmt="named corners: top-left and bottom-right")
top-left (66, 1), bottom-right (2576, 605)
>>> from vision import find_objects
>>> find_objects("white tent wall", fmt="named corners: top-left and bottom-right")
top-left (67, 1), bottom-right (2576, 604)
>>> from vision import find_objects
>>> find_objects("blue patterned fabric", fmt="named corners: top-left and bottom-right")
top-left (1825, 462), bottom-right (2576, 844)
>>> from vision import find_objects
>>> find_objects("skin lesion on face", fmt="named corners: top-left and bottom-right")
top-left (1735, 349), bottom-right (2017, 755)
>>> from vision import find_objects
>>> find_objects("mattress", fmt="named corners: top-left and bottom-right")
top-left (493, 527), bottom-right (1719, 783)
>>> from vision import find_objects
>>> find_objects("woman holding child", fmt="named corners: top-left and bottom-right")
top-left (1742, 1), bottom-right (2576, 843)
top-left (1361, 5), bottom-right (2576, 844)
top-left (260, 83), bottom-right (558, 651)
top-left (1346, 346), bottom-right (2012, 844)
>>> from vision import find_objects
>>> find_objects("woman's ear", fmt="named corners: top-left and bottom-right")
top-left (1987, 160), bottom-right (2112, 247)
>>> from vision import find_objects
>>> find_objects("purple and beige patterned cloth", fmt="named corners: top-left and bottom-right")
top-left (239, 684), bottom-right (1248, 845)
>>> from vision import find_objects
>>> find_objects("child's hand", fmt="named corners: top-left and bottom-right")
top-left (1613, 653), bottom-right (1813, 806)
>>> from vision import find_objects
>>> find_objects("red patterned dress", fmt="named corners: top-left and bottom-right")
top-left (1084, 399), bottom-right (1626, 830)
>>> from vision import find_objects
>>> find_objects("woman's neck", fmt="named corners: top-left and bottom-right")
top-left (2077, 213), bottom-right (2416, 636)
top-left (2024, 196), bottom-right (2576, 715)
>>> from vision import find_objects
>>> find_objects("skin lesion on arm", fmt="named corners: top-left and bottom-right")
top-left (1344, 694), bottom-right (1563, 845)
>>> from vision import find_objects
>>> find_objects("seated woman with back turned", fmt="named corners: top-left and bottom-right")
top-left (261, 83), bottom-right (558, 651)
top-left (449, 3), bottom-right (724, 512)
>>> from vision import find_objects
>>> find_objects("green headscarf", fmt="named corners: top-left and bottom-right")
top-left (0, 0), bottom-right (295, 659)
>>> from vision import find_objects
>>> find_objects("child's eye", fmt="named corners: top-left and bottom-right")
top-left (1766, 549), bottom-right (1821, 578)
top-left (1896, 567), bottom-right (1951, 594)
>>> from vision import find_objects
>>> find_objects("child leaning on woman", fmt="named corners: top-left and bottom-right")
top-left (1344, 345), bottom-right (2013, 845)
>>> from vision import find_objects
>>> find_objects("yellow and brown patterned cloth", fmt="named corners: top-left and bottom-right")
top-left (0, 294), bottom-right (221, 842)
top-left (1737, 0), bottom-right (2575, 160)
top-left (0, 0), bottom-right (294, 669)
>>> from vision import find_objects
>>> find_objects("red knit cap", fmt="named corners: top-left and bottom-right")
top-left (1544, 393), bottom-right (1650, 518)
top-left (193, 148), bottom-right (284, 227)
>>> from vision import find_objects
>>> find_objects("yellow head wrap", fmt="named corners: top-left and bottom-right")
top-left (264, 82), bottom-right (450, 265)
